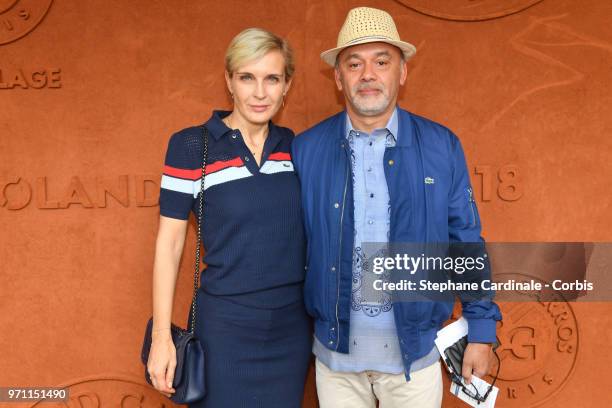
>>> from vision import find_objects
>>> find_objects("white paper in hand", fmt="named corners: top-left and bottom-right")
top-left (435, 317), bottom-right (499, 407)
top-left (450, 375), bottom-right (498, 408)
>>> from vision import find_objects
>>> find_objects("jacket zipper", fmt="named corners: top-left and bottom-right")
top-left (467, 187), bottom-right (476, 227)
top-left (335, 144), bottom-right (350, 350)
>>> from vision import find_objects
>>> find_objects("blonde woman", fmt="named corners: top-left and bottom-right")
top-left (146, 28), bottom-right (312, 407)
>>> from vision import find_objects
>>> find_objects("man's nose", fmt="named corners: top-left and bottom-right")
top-left (360, 61), bottom-right (376, 82)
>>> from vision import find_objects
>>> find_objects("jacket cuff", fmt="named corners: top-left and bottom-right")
top-left (466, 318), bottom-right (498, 343)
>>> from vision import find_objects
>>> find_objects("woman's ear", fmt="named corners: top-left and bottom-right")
top-left (284, 77), bottom-right (293, 95)
top-left (224, 70), bottom-right (233, 95)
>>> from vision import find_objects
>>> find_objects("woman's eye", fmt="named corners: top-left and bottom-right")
top-left (239, 75), bottom-right (252, 81)
top-left (267, 76), bottom-right (280, 83)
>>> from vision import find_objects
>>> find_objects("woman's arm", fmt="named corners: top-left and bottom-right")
top-left (148, 214), bottom-right (189, 396)
top-left (152, 215), bottom-right (189, 333)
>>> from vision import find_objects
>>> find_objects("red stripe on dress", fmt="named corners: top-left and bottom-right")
top-left (268, 152), bottom-right (291, 161)
top-left (163, 165), bottom-right (201, 180)
top-left (205, 157), bottom-right (244, 175)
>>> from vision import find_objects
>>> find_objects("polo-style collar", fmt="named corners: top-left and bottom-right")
top-left (204, 110), bottom-right (281, 143)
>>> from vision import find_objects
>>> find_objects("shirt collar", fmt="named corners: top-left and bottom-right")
top-left (204, 110), bottom-right (279, 142)
top-left (344, 106), bottom-right (399, 142)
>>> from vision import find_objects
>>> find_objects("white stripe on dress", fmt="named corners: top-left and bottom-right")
top-left (161, 165), bottom-right (255, 197)
top-left (259, 160), bottom-right (294, 174)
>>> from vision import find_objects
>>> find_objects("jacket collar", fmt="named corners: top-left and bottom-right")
top-left (334, 107), bottom-right (415, 147)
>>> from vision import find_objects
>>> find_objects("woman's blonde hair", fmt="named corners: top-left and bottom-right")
top-left (225, 28), bottom-right (294, 80)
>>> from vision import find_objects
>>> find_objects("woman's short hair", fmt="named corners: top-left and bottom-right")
top-left (225, 28), bottom-right (294, 80)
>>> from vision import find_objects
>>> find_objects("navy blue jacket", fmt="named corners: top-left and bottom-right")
top-left (291, 108), bottom-right (502, 379)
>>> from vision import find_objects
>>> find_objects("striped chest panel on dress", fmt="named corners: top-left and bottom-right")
top-left (259, 152), bottom-right (294, 174)
top-left (161, 152), bottom-right (295, 197)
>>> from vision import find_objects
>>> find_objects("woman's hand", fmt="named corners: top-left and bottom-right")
top-left (146, 331), bottom-right (177, 397)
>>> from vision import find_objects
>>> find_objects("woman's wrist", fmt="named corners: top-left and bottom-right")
top-left (152, 326), bottom-right (171, 332)
top-left (151, 325), bottom-right (171, 336)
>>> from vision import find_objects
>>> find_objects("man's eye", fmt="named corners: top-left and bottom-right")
top-left (349, 63), bottom-right (360, 69)
top-left (377, 60), bottom-right (389, 66)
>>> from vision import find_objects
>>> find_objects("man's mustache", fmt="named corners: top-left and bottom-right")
top-left (354, 83), bottom-right (384, 93)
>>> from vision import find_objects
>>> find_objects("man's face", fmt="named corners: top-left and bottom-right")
top-left (334, 42), bottom-right (407, 117)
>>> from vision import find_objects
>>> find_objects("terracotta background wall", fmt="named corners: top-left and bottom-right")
top-left (1, 0), bottom-right (611, 407)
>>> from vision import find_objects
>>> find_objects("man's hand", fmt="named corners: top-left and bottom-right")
top-left (461, 342), bottom-right (493, 385)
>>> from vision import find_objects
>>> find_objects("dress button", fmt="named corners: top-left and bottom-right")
top-left (331, 266), bottom-right (336, 272)
top-left (231, 133), bottom-right (237, 139)
top-left (331, 327), bottom-right (335, 331)
top-left (334, 203), bottom-right (339, 208)
top-left (244, 156), bottom-right (250, 161)
top-left (329, 340), bottom-right (334, 345)
top-left (388, 160), bottom-right (395, 165)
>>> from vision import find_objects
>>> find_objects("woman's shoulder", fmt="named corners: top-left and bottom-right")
top-left (163, 124), bottom-right (206, 165)
top-left (271, 122), bottom-right (296, 141)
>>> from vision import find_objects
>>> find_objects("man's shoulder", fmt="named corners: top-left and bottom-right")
top-left (295, 111), bottom-right (344, 144)
top-left (398, 107), bottom-right (461, 148)
top-left (400, 108), bottom-right (455, 137)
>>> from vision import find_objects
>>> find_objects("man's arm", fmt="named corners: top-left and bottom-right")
top-left (446, 131), bottom-right (502, 384)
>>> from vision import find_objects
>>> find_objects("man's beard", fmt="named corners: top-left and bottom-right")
top-left (350, 83), bottom-right (390, 116)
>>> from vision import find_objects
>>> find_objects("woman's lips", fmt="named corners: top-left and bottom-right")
top-left (249, 105), bottom-right (269, 112)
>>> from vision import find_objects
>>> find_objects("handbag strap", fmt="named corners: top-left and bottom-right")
top-left (189, 125), bottom-right (208, 334)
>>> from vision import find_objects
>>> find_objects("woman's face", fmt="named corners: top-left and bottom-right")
top-left (225, 50), bottom-right (291, 126)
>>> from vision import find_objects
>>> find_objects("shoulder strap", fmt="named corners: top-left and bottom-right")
top-left (189, 125), bottom-right (208, 334)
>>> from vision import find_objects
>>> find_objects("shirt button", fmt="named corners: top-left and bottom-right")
top-left (369, 141), bottom-right (373, 146)
top-left (331, 266), bottom-right (336, 272)
top-left (244, 156), bottom-right (250, 161)
top-left (367, 167), bottom-right (372, 172)
top-left (368, 220), bottom-right (374, 225)
top-left (369, 193), bottom-right (374, 198)
top-left (334, 203), bottom-right (340, 208)
top-left (329, 340), bottom-right (334, 345)
top-left (331, 327), bottom-right (335, 331)
top-left (388, 160), bottom-right (395, 166)
top-left (231, 133), bottom-right (237, 139)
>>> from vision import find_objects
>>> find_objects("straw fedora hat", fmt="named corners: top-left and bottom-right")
top-left (320, 7), bottom-right (416, 67)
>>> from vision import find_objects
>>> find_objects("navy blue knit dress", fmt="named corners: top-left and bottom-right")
top-left (158, 111), bottom-right (312, 407)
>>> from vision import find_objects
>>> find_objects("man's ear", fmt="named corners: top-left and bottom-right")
top-left (334, 67), bottom-right (344, 92)
top-left (399, 59), bottom-right (408, 86)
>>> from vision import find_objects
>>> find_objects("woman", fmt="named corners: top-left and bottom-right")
top-left (146, 28), bottom-right (312, 407)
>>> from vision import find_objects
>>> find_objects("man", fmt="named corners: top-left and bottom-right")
top-left (291, 6), bottom-right (502, 408)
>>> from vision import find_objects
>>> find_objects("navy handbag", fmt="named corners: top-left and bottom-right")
top-left (140, 126), bottom-right (209, 404)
